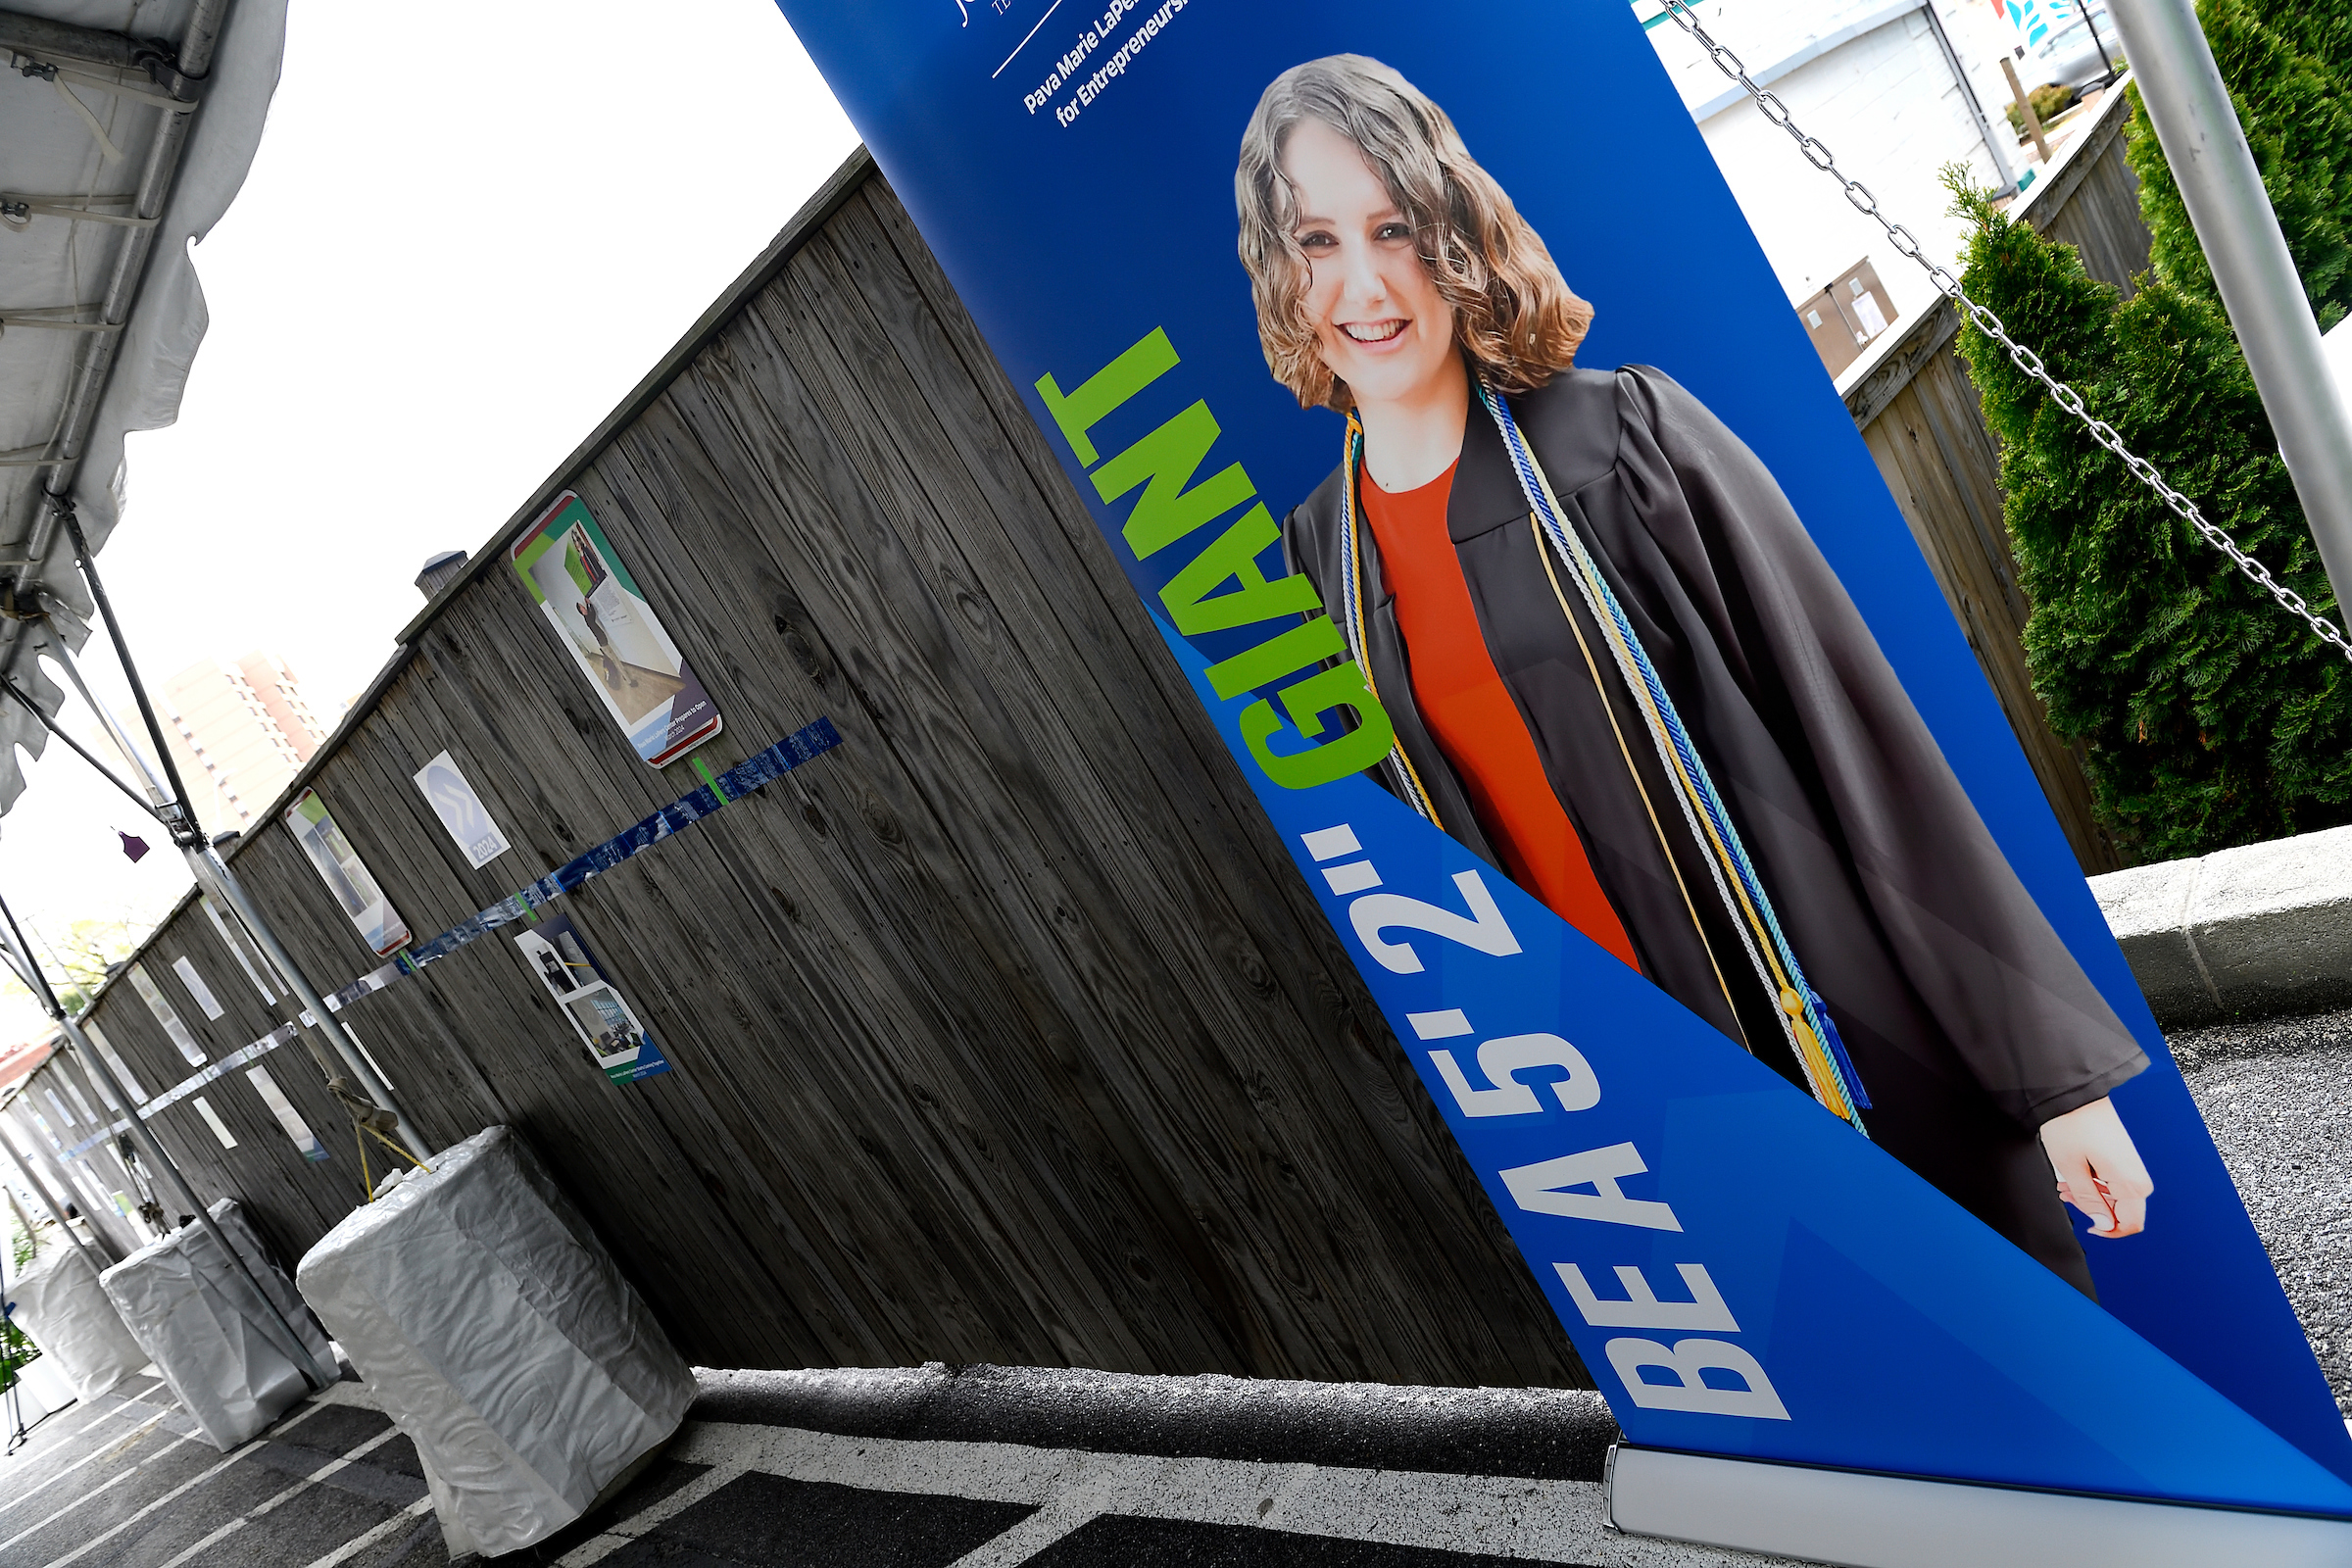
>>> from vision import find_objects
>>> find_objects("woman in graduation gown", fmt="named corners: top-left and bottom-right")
top-left (1236, 54), bottom-right (2152, 1298)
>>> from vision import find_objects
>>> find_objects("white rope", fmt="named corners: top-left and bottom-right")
top-left (48, 78), bottom-right (122, 166)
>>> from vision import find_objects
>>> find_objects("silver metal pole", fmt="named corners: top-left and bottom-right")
top-left (37, 634), bottom-right (428, 1163)
top-left (0, 910), bottom-right (333, 1389)
top-left (195, 845), bottom-right (431, 1165)
top-left (55, 1046), bottom-right (162, 1246)
top-left (0, 1107), bottom-right (107, 1273)
top-left (52, 1018), bottom-right (334, 1389)
top-left (2105, 0), bottom-right (2352, 611)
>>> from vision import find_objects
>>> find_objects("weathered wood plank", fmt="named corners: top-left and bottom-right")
top-left (46, 153), bottom-right (1629, 1389)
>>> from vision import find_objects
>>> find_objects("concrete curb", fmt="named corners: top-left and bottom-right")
top-left (2090, 824), bottom-right (2352, 1027)
top-left (689, 1363), bottom-right (1623, 1482)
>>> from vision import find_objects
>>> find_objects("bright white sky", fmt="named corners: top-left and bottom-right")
top-left (0, 0), bottom-right (857, 1037)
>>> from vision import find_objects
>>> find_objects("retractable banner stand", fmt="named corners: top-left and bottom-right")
top-left (775, 0), bottom-right (2352, 1528)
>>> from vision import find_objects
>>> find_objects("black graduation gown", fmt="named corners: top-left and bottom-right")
top-left (1280, 365), bottom-right (2147, 1297)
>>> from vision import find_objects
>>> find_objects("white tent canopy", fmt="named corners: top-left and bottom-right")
top-left (0, 0), bottom-right (287, 817)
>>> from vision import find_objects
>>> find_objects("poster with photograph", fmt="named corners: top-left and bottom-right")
top-left (285, 789), bottom-right (411, 956)
top-left (414, 749), bottom-right (513, 868)
top-left (777, 0), bottom-right (2352, 1515)
top-left (512, 913), bottom-right (672, 1085)
top-left (511, 492), bottom-right (723, 767)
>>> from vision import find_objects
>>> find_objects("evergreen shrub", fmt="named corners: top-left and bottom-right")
top-left (1944, 0), bottom-right (2352, 860)
top-left (2005, 82), bottom-right (2078, 138)
top-left (1945, 175), bottom-right (2351, 860)
top-left (2125, 0), bottom-right (2352, 328)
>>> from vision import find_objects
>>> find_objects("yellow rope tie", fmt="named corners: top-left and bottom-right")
top-left (364, 1124), bottom-right (432, 1176)
top-left (353, 1120), bottom-right (431, 1203)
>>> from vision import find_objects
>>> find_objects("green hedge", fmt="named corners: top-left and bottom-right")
top-left (1946, 0), bottom-right (2352, 861)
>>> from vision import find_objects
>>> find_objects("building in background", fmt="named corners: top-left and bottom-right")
top-left (1642, 0), bottom-right (2104, 385)
top-left (140, 654), bottom-right (338, 833)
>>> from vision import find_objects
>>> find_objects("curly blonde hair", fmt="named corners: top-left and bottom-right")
top-left (1236, 55), bottom-right (1592, 412)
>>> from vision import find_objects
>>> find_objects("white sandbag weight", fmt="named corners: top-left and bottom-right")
top-left (101, 1198), bottom-right (335, 1450)
top-left (296, 1126), bottom-right (695, 1559)
top-left (8, 1242), bottom-right (148, 1401)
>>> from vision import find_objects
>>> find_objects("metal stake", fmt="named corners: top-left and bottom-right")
top-left (1921, 2), bottom-right (2019, 198)
top-left (2082, 4), bottom-right (2121, 85)
top-left (0, 890), bottom-right (334, 1390)
top-left (35, 625), bottom-right (429, 1165)
top-left (2106, 0), bottom-right (2352, 613)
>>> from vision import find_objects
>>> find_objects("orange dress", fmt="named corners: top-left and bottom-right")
top-left (1358, 459), bottom-right (1640, 970)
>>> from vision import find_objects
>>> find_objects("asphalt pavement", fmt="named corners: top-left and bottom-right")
top-left (5, 1007), bottom-right (2349, 1567)
top-left (0, 1367), bottom-right (1797, 1568)
top-left (2171, 1004), bottom-right (2352, 1415)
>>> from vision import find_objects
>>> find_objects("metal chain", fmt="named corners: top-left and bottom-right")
top-left (1654, 0), bottom-right (2352, 662)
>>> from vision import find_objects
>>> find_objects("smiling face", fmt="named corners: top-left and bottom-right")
top-left (1281, 117), bottom-right (1459, 414)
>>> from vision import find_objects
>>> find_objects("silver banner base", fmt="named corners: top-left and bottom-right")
top-left (1603, 1444), bottom-right (2352, 1567)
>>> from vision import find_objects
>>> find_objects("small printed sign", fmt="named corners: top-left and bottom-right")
top-left (285, 789), bottom-right (411, 957)
top-left (126, 962), bottom-right (206, 1064)
top-left (245, 1065), bottom-right (329, 1161)
top-left (414, 750), bottom-right (513, 868)
top-left (511, 492), bottom-right (723, 767)
top-left (513, 913), bottom-right (672, 1085)
top-left (171, 956), bottom-right (224, 1020)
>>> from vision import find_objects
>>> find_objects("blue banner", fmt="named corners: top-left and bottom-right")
top-left (776, 0), bottom-right (2352, 1509)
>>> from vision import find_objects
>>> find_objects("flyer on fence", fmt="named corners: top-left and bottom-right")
top-left (512, 492), bottom-right (724, 768)
top-left (774, 0), bottom-right (2352, 1512)
top-left (514, 913), bottom-right (672, 1085)
top-left (286, 788), bottom-right (411, 957)
top-left (414, 749), bottom-right (513, 869)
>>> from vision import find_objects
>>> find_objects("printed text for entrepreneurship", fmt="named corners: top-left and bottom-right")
top-left (1022, 0), bottom-right (1190, 125)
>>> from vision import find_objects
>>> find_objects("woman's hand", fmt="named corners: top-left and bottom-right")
top-left (2039, 1097), bottom-right (2153, 1238)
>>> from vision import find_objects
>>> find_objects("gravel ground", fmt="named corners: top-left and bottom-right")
top-left (2171, 1005), bottom-right (2352, 1414)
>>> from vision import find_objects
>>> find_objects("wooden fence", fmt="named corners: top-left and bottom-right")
top-left (1845, 84), bottom-right (2151, 875)
top-left (15, 99), bottom-right (2152, 1383)
top-left (25, 153), bottom-right (1583, 1389)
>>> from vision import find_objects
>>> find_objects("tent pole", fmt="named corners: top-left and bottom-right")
top-left (0, 1110), bottom-right (106, 1273)
top-left (33, 622), bottom-right (428, 1164)
top-left (2107, 0), bottom-right (2352, 612)
top-left (54, 1045), bottom-right (163, 1244)
top-left (0, 889), bottom-right (333, 1390)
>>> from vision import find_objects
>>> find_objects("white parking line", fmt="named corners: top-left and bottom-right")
top-left (42, 1386), bottom-right (164, 1442)
top-left (150, 1427), bottom-right (403, 1568)
top-left (642, 1421), bottom-right (1785, 1566)
top-left (554, 1464), bottom-right (748, 1566)
top-left (297, 1495), bottom-right (434, 1568)
top-left (0, 1448), bottom-right (170, 1556)
top-left (36, 1400), bottom-right (332, 1568)
top-left (0, 1408), bottom-right (174, 1521)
